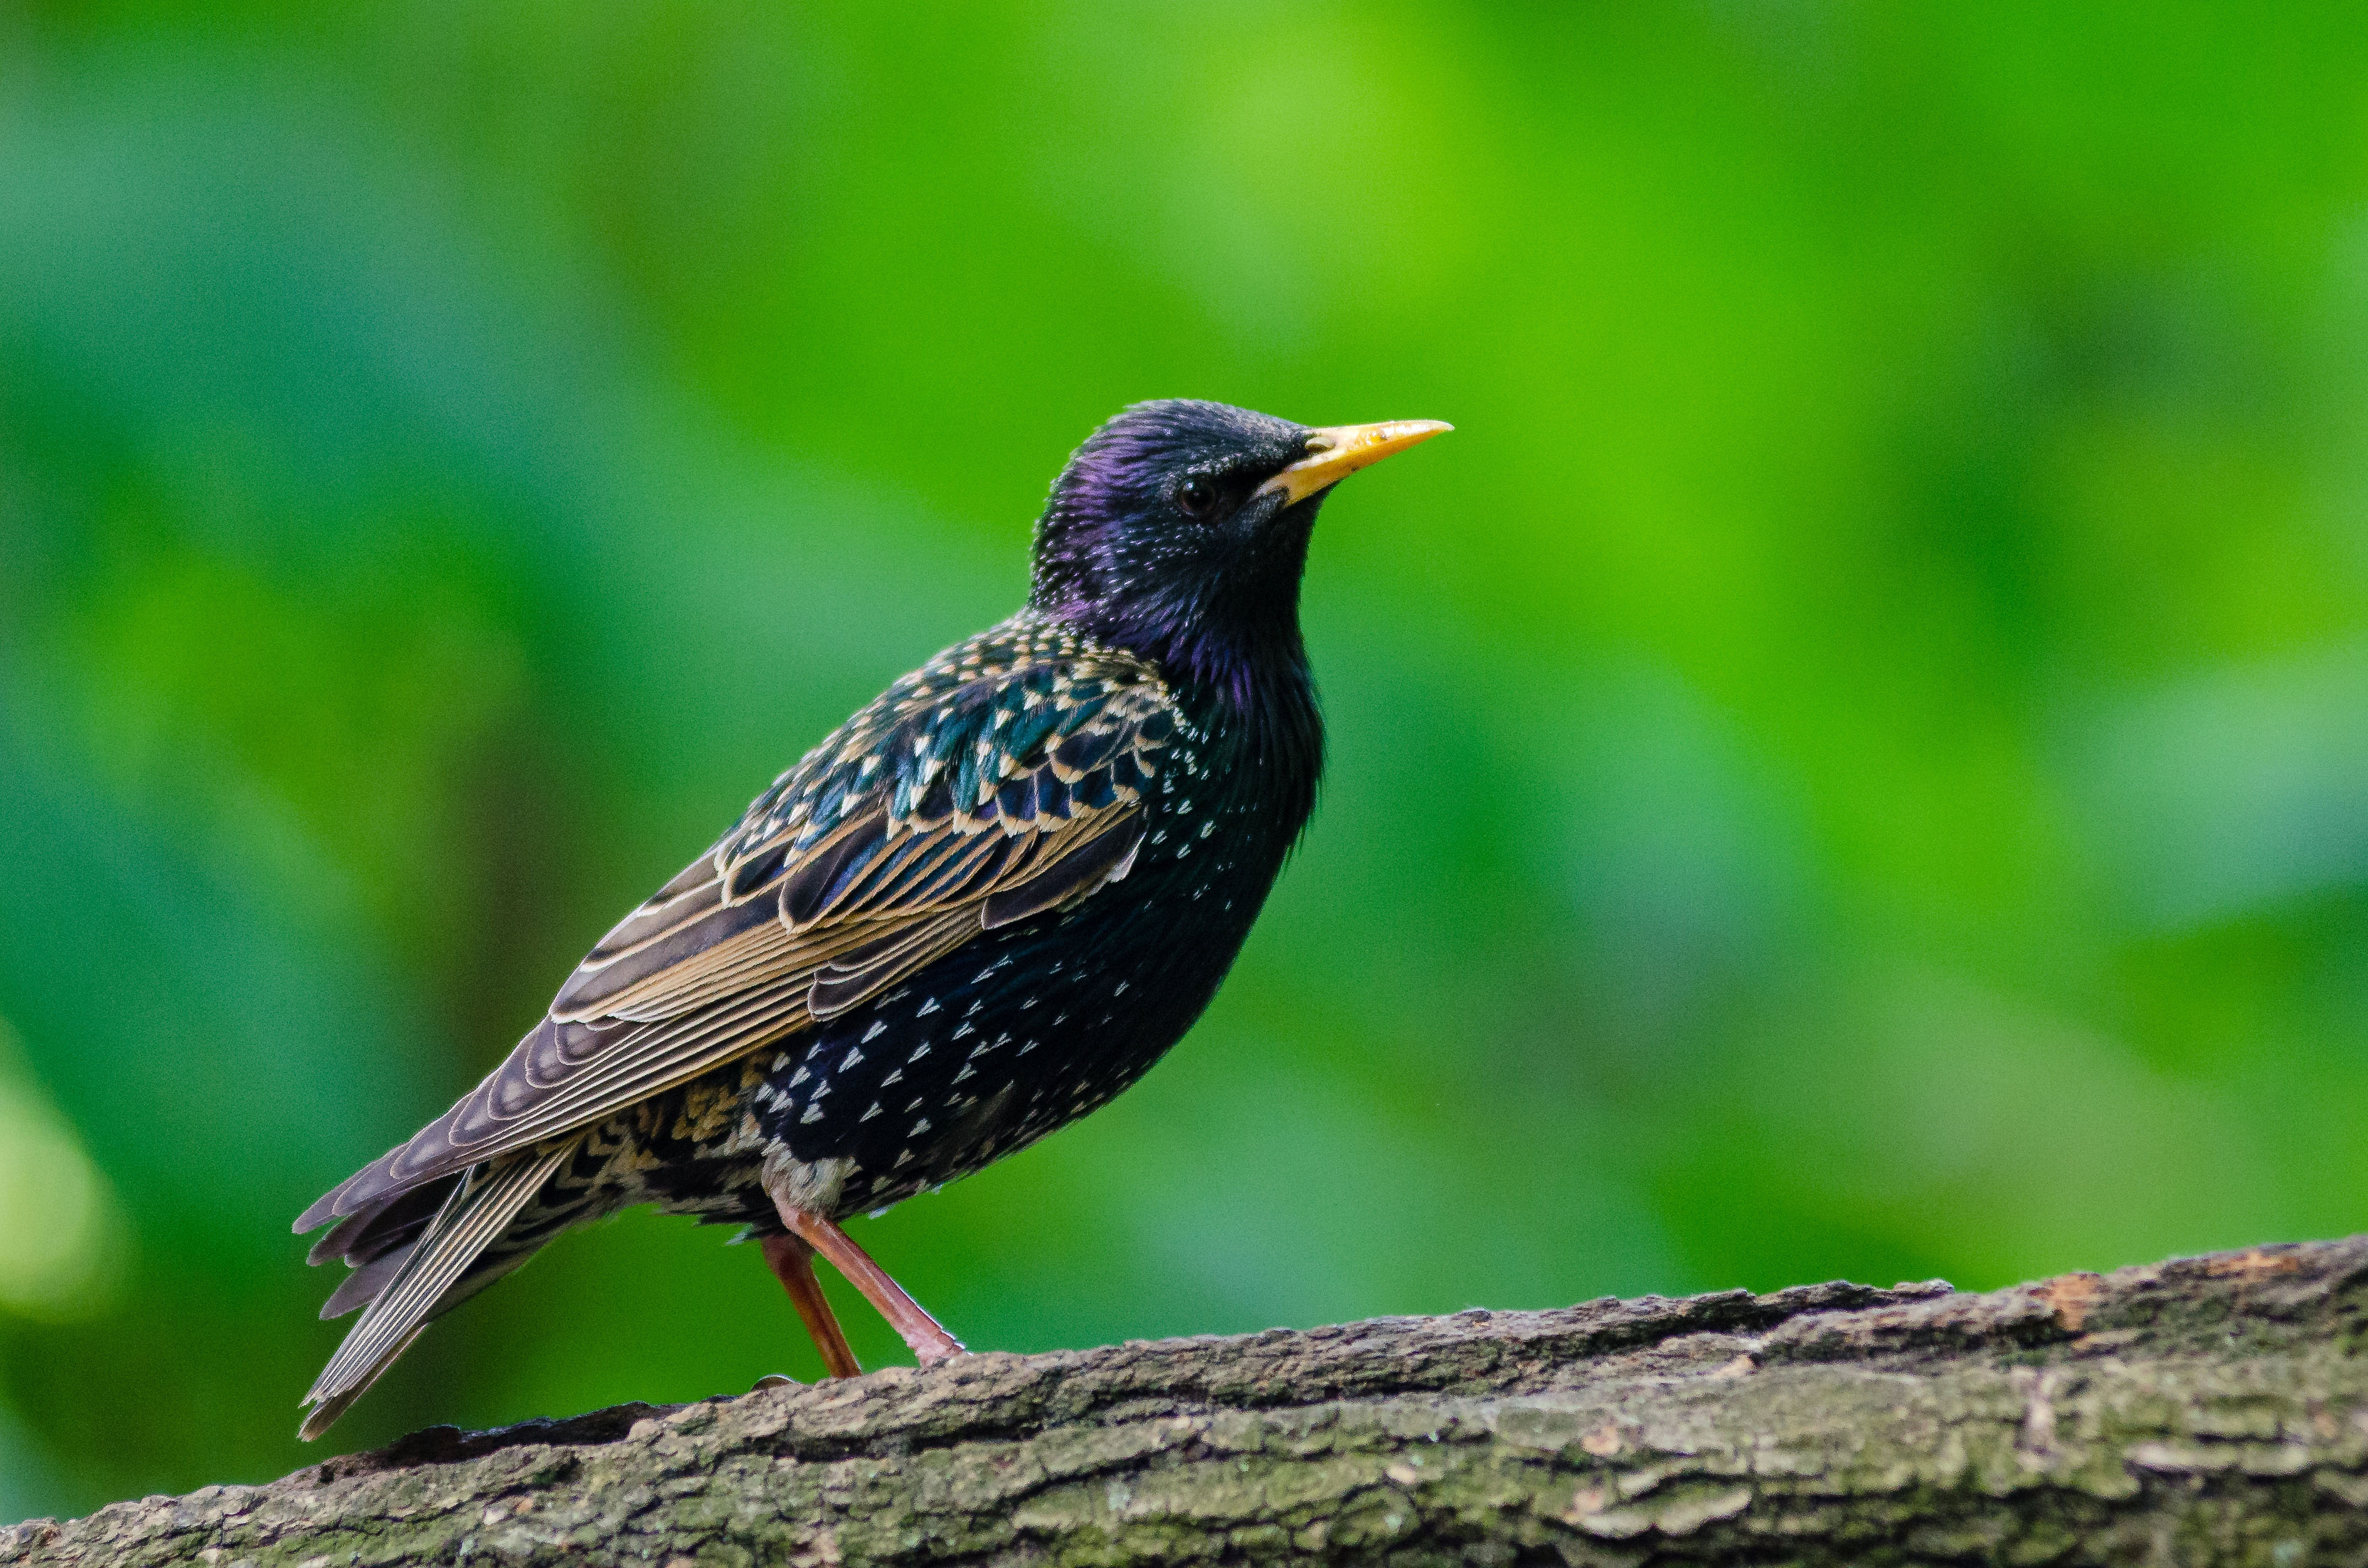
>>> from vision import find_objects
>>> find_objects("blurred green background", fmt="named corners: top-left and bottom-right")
top-left (6, 0), bottom-right (2368, 1521)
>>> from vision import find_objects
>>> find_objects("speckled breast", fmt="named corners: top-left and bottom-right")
top-left (731, 709), bottom-right (1293, 1221)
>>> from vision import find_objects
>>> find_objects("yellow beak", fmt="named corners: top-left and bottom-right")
top-left (1256, 419), bottom-right (1453, 507)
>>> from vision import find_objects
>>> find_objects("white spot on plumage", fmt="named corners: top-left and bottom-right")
top-left (917, 997), bottom-right (941, 1016)
top-left (861, 1102), bottom-right (882, 1121)
top-left (862, 1020), bottom-right (886, 1043)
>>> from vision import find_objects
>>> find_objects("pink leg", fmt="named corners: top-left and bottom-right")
top-left (760, 1232), bottom-right (863, 1379)
top-left (770, 1200), bottom-right (965, 1367)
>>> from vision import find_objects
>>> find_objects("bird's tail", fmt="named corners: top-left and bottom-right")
top-left (299, 1141), bottom-right (575, 1441)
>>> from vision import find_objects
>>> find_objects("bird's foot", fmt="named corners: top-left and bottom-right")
top-left (911, 1328), bottom-right (966, 1367)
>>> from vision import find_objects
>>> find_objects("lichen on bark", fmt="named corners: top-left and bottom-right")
top-left (8, 1238), bottom-right (2368, 1566)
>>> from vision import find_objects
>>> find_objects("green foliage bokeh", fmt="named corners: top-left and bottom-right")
top-left (6, 0), bottom-right (2368, 1519)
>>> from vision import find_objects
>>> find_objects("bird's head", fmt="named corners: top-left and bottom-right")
top-left (1030, 399), bottom-right (1448, 703)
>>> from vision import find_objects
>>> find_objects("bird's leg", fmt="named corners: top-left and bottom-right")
top-left (772, 1200), bottom-right (965, 1367)
top-left (761, 1232), bottom-right (863, 1379)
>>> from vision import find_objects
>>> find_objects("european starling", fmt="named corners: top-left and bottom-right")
top-left (293, 400), bottom-right (1448, 1439)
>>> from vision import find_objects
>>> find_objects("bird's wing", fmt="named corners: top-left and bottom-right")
top-left (297, 631), bottom-right (1172, 1233)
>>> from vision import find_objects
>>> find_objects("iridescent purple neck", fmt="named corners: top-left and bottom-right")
top-left (1046, 588), bottom-right (1298, 716)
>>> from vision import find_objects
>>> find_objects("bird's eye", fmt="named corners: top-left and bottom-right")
top-left (1177, 477), bottom-right (1216, 517)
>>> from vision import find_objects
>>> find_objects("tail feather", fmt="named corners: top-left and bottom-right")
top-left (295, 1324), bottom-right (430, 1442)
top-left (299, 1142), bottom-right (574, 1441)
top-left (319, 1247), bottom-right (412, 1320)
top-left (306, 1177), bottom-right (457, 1268)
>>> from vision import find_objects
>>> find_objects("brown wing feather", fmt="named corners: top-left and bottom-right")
top-left (297, 622), bottom-right (1169, 1234)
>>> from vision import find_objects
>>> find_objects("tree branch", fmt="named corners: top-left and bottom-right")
top-left (9, 1237), bottom-right (2368, 1565)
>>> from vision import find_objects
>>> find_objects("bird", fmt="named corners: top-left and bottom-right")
top-left (291, 398), bottom-right (1450, 1440)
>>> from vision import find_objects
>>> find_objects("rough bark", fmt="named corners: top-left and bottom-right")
top-left (8, 1236), bottom-right (2368, 1567)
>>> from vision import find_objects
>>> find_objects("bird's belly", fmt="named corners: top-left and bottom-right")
top-left (750, 874), bottom-right (1268, 1219)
